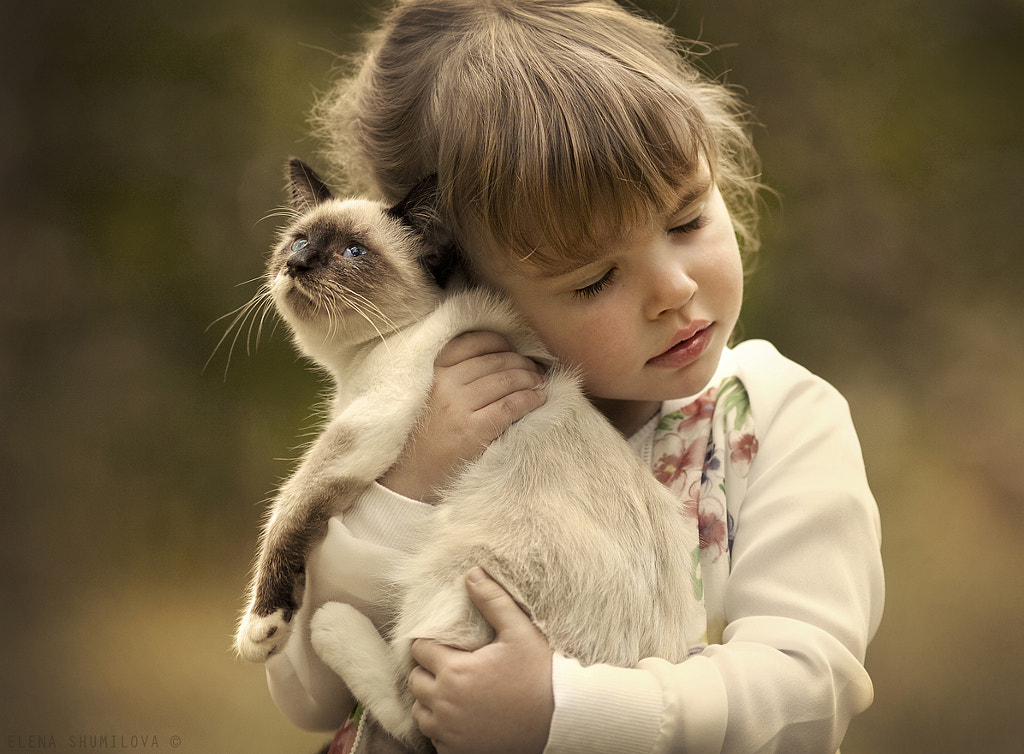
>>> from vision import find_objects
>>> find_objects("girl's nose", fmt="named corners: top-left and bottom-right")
top-left (644, 246), bottom-right (697, 319)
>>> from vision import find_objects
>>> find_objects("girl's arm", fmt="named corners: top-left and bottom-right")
top-left (402, 346), bottom-right (884, 754)
top-left (545, 350), bottom-right (884, 754)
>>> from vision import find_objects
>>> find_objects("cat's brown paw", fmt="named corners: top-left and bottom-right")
top-left (235, 608), bottom-right (292, 662)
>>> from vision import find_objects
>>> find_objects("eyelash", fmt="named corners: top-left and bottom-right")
top-left (670, 214), bottom-right (709, 235)
top-left (573, 269), bottom-right (617, 300)
top-left (572, 215), bottom-right (708, 300)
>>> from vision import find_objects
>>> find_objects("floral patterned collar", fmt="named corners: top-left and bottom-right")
top-left (651, 376), bottom-right (758, 649)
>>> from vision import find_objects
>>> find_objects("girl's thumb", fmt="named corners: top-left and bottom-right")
top-left (465, 567), bottom-right (529, 635)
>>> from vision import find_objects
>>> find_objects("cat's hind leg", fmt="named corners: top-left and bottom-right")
top-left (312, 602), bottom-right (419, 745)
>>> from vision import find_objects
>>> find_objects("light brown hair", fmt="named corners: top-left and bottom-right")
top-left (316, 0), bottom-right (764, 271)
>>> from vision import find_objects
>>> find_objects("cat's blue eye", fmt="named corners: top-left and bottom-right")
top-left (291, 238), bottom-right (308, 252)
top-left (344, 245), bottom-right (369, 258)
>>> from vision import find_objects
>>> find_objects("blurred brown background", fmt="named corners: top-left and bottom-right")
top-left (1, 0), bottom-right (1021, 751)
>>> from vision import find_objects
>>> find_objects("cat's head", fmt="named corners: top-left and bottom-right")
top-left (268, 158), bottom-right (459, 355)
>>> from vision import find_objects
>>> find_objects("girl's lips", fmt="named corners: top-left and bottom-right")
top-left (647, 323), bottom-right (714, 369)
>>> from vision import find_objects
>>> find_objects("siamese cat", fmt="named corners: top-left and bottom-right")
top-left (234, 158), bottom-right (700, 751)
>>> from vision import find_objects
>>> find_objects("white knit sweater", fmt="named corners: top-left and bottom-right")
top-left (266, 340), bottom-right (884, 753)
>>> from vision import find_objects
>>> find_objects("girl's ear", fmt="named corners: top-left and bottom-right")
top-left (287, 157), bottom-right (333, 212)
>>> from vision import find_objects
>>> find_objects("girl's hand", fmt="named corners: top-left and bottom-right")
top-left (408, 568), bottom-right (554, 754)
top-left (379, 331), bottom-right (546, 502)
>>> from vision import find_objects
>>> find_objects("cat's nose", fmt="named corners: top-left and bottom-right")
top-left (286, 244), bottom-right (318, 275)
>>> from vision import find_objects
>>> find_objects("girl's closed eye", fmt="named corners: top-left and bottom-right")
top-left (573, 268), bottom-right (617, 300)
top-left (669, 213), bottom-right (709, 236)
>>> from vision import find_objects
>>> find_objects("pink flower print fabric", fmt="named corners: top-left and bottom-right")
top-left (651, 376), bottom-right (757, 648)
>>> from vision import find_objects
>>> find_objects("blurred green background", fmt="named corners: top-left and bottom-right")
top-left (1, 0), bottom-right (1021, 751)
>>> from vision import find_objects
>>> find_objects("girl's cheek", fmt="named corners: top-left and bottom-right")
top-left (567, 321), bottom-right (630, 372)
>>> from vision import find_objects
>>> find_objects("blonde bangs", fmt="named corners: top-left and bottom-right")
top-left (319, 0), bottom-right (764, 272)
top-left (430, 8), bottom-right (720, 271)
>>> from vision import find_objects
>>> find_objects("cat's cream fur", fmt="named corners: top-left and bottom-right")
top-left (235, 159), bottom-right (700, 750)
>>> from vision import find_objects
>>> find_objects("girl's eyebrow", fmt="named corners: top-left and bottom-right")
top-left (667, 177), bottom-right (714, 218)
top-left (531, 253), bottom-right (609, 281)
top-left (535, 261), bottom-right (600, 281)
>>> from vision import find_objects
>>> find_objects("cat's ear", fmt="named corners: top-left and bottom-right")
top-left (387, 174), bottom-right (447, 243)
top-left (287, 157), bottom-right (333, 212)
top-left (388, 175), bottom-right (462, 289)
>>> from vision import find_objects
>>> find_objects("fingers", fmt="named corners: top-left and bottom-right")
top-left (458, 361), bottom-right (546, 412)
top-left (406, 575), bottom-right (554, 753)
top-left (437, 332), bottom-right (544, 379)
top-left (433, 332), bottom-right (547, 439)
top-left (408, 661), bottom-right (435, 714)
top-left (408, 640), bottom-right (447, 743)
top-left (435, 331), bottom-right (525, 368)
top-left (408, 663), bottom-right (436, 743)
top-left (410, 637), bottom-right (453, 674)
top-left (470, 375), bottom-right (547, 440)
top-left (464, 567), bottom-right (535, 638)
top-left (378, 333), bottom-right (544, 502)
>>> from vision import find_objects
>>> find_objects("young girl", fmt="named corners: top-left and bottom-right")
top-left (265, 1), bottom-right (884, 752)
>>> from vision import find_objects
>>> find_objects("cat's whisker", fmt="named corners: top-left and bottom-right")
top-left (255, 206), bottom-right (300, 230)
top-left (204, 283), bottom-right (279, 380)
top-left (235, 274), bottom-right (267, 289)
top-left (253, 296), bottom-right (277, 353)
top-left (224, 298), bottom-right (263, 377)
top-left (205, 295), bottom-right (256, 333)
top-left (323, 293), bottom-right (355, 354)
top-left (268, 316), bottom-right (284, 342)
top-left (339, 294), bottom-right (390, 334)
top-left (313, 292), bottom-right (348, 352)
top-left (330, 285), bottom-right (397, 358)
top-left (340, 285), bottom-right (401, 334)
top-left (245, 289), bottom-right (276, 357)
top-left (351, 293), bottom-right (398, 333)
top-left (204, 295), bottom-right (260, 377)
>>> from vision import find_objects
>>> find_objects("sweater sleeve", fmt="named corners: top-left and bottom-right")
top-left (265, 483), bottom-right (434, 731)
top-left (544, 342), bottom-right (884, 753)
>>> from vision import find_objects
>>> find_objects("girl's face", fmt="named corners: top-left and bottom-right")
top-left (474, 179), bottom-right (744, 435)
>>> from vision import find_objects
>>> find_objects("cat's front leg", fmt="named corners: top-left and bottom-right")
top-left (236, 418), bottom-right (370, 661)
top-left (237, 479), bottom-right (370, 660)
top-left (235, 481), bottom-right (354, 661)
